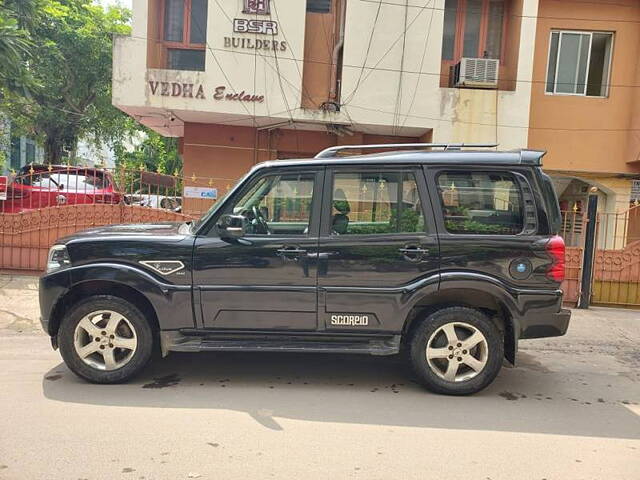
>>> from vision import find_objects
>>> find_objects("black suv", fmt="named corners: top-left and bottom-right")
top-left (39, 145), bottom-right (570, 395)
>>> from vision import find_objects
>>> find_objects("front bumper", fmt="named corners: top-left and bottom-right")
top-left (39, 270), bottom-right (71, 336)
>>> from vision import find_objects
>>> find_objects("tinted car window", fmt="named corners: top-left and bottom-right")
top-left (231, 173), bottom-right (315, 235)
top-left (437, 171), bottom-right (524, 235)
top-left (331, 171), bottom-right (425, 235)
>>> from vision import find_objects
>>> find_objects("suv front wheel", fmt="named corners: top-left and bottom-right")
top-left (409, 307), bottom-right (504, 395)
top-left (58, 295), bottom-right (154, 384)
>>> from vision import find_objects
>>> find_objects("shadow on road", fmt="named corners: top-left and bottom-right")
top-left (42, 350), bottom-right (640, 438)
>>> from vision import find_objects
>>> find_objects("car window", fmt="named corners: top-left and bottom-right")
top-left (330, 171), bottom-right (425, 235)
top-left (48, 173), bottom-right (108, 191)
top-left (437, 171), bottom-right (524, 235)
top-left (24, 172), bottom-right (108, 191)
top-left (230, 173), bottom-right (315, 235)
top-left (31, 175), bottom-right (60, 189)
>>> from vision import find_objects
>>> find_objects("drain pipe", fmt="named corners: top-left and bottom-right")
top-left (329, 0), bottom-right (347, 102)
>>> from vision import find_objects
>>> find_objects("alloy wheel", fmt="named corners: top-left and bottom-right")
top-left (73, 310), bottom-right (138, 371)
top-left (425, 321), bottom-right (489, 382)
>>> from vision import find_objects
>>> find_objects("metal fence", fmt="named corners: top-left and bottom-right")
top-left (590, 204), bottom-right (640, 307)
top-left (560, 204), bottom-right (640, 308)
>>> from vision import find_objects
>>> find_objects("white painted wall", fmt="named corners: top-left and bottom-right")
top-left (113, 0), bottom-right (539, 147)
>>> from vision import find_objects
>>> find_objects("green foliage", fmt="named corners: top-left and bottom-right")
top-left (347, 222), bottom-right (394, 235)
top-left (114, 129), bottom-right (183, 175)
top-left (345, 209), bottom-right (423, 235)
top-left (0, 2), bottom-right (33, 89)
top-left (444, 219), bottom-right (513, 235)
top-left (0, 0), bottom-right (154, 166)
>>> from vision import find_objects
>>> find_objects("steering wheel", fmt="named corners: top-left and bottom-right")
top-left (252, 205), bottom-right (272, 235)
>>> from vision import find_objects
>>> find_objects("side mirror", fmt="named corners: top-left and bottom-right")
top-left (217, 214), bottom-right (247, 240)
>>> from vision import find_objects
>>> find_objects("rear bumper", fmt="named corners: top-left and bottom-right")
top-left (520, 308), bottom-right (571, 339)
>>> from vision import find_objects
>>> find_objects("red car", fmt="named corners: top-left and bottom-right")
top-left (0, 165), bottom-right (122, 213)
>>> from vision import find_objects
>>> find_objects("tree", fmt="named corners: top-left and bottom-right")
top-left (114, 129), bottom-right (183, 176)
top-left (1, 0), bottom-right (133, 163)
top-left (0, 1), bottom-right (33, 89)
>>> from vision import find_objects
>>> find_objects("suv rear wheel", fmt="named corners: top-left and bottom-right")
top-left (58, 295), bottom-right (154, 384)
top-left (409, 307), bottom-right (503, 395)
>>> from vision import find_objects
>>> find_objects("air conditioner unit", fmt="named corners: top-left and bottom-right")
top-left (452, 58), bottom-right (499, 89)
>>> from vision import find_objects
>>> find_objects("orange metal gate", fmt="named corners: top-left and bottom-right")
top-left (0, 204), bottom-right (192, 272)
top-left (590, 205), bottom-right (640, 307)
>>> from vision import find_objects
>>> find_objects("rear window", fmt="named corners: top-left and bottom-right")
top-left (437, 171), bottom-right (524, 235)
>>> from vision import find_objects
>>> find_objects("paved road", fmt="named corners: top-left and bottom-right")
top-left (0, 275), bottom-right (639, 480)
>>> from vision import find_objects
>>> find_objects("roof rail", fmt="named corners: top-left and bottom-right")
top-left (314, 143), bottom-right (498, 159)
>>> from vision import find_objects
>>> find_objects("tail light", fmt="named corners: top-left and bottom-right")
top-left (546, 235), bottom-right (565, 282)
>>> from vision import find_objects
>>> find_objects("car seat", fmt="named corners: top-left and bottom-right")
top-left (332, 188), bottom-right (350, 234)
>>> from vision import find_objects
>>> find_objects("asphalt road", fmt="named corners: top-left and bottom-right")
top-left (0, 275), bottom-right (639, 480)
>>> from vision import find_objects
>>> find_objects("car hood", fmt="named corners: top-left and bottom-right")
top-left (58, 222), bottom-right (190, 244)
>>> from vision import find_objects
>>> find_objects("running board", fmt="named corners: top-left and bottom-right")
top-left (160, 331), bottom-right (401, 357)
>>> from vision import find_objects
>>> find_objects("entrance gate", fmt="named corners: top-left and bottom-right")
top-left (591, 204), bottom-right (640, 307)
top-left (561, 203), bottom-right (640, 308)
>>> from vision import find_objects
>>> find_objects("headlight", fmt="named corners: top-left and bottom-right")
top-left (46, 245), bottom-right (71, 273)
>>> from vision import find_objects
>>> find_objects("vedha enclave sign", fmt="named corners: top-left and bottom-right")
top-left (148, 81), bottom-right (264, 103)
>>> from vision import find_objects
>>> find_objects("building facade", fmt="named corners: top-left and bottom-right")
top-left (113, 0), bottom-right (640, 218)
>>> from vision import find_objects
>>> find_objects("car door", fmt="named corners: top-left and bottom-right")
top-left (317, 166), bottom-right (440, 333)
top-left (193, 167), bottom-right (323, 331)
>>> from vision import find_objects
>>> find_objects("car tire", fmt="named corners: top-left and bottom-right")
top-left (58, 295), bottom-right (154, 384)
top-left (409, 307), bottom-right (504, 395)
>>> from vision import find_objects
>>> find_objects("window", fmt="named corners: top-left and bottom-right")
top-left (437, 171), bottom-right (524, 235)
top-left (10, 137), bottom-right (21, 170)
top-left (162, 0), bottom-right (207, 71)
top-left (25, 141), bottom-right (35, 164)
top-left (631, 180), bottom-right (640, 202)
top-left (307, 0), bottom-right (332, 13)
top-left (546, 31), bottom-right (613, 97)
top-left (441, 0), bottom-right (506, 61)
top-left (231, 173), bottom-right (315, 235)
top-left (168, 49), bottom-right (206, 71)
top-left (331, 171), bottom-right (425, 235)
top-left (19, 170), bottom-right (110, 191)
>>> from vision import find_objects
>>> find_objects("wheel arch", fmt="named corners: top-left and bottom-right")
top-left (49, 280), bottom-right (160, 339)
top-left (402, 287), bottom-right (517, 364)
